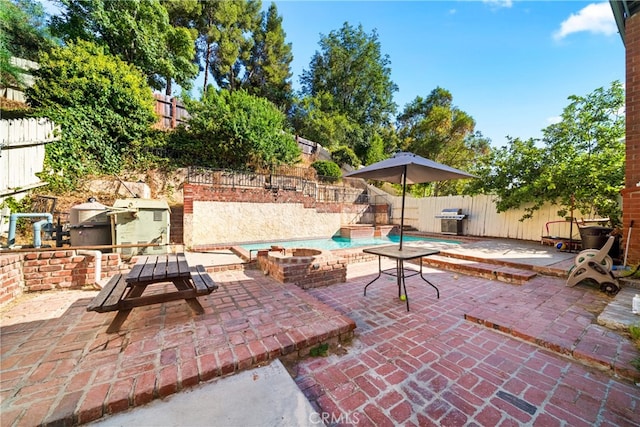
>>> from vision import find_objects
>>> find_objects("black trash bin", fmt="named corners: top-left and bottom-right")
top-left (579, 226), bottom-right (620, 259)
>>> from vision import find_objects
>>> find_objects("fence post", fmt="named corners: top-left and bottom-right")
top-left (171, 97), bottom-right (177, 129)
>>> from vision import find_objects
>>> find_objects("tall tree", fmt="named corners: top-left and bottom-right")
top-left (398, 88), bottom-right (475, 159)
top-left (540, 81), bottom-right (625, 223)
top-left (396, 87), bottom-right (489, 195)
top-left (50, 0), bottom-right (198, 93)
top-left (160, 0), bottom-right (201, 95)
top-left (298, 22), bottom-right (397, 162)
top-left (0, 0), bottom-right (55, 62)
top-left (467, 81), bottom-right (625, 224)
top-left (0, 0), bottom-right (56, 88)
top-left (289, 91), bottom-right (362, 150)
top-left (244, 2), bottom-right (293, 111)
top-left (197, 0), bottom-right (261, 92)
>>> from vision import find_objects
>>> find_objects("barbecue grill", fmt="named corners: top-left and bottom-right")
top-left (435, 208), bottom-right (466, 235)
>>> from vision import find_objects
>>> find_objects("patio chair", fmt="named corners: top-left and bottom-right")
top-left (566, 235), bottom-right (620, 295)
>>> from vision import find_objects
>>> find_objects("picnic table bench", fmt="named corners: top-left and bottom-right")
top-left (87, 253), bottom-right (218, 333)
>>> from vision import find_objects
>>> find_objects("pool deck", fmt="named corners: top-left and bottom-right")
top-left (1, 237), bottom-right (639, 426)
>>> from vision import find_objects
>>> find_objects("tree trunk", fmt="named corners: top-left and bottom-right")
top-left (203, 42), bottom-right (212, 92)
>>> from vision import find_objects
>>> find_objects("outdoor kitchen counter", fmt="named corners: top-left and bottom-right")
top-left (362, 245), bottom-right (440, 311)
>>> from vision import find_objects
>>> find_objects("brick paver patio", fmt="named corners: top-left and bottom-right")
top-left (295, 261), bottom-right (640, 426)
top-left (1, 258), bottom-right (639, 426)
top-left (0, 269), bottom-right (355, 426)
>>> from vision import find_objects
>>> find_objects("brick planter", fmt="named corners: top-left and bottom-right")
top-left (257, 248), bottom-right (347, 289)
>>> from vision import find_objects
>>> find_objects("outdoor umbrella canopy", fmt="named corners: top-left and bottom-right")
top-left (344, 152), bottom-right (476, 249)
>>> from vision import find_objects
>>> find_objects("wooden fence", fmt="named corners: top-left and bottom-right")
top-left (0, 57), bottom-right (38, 103)
top-left (368, 186), bottom-right (612, 242)
top-left (0, 118), bottom-right (59, 199)
top-left (153, 93), bottom-right (189, 129)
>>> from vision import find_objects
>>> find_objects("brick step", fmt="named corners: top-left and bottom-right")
top-left (422, 254), bottom-right (538, 285)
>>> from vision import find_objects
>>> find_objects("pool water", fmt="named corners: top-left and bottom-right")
top-left (240, 235), bottom-right (461, 251)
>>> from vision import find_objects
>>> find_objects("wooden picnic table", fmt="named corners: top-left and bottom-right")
top-left (87, 253), bottom-right (218, 333)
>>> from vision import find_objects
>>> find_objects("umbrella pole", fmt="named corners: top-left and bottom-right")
top-left (399, 166), bottom-right (407, 250)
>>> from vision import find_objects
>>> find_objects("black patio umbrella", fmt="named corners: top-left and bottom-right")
top-left (344, 152), bottom-right (475, 250)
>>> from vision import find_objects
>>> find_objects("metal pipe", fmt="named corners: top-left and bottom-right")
top-left (0, 242), bottom-right (169, 253)
top-left (32, 219), bottom-right (50, 248)
top-left (76, 249), bottom-right (102, 285)
top-left (399, 165), bottom-right (407, 251)
top-left (624, 220), bottom-right (634, 266)
top-left (7, 213), bottom-right (53, 247)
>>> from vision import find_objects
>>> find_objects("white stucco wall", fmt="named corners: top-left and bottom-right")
top-left (189, 201), bottom-right (362, 245)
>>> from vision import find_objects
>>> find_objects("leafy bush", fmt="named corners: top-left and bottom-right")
top-left (331, 145), bottom-right (360, 168)
top-left (630, 323), bottom-right (640, 341)
top-left (0, 196), bottom-right (33, 236)
top-left (630, 323), bottom-right (640, 372)
top-left (26, 39), bottom-right (156, 191)
top-left (466, 82), bottom-right (624, 224)
top-left (179, 88), bottom-right (300, 170)
top-left (311, 160), bottom-right (341, 183)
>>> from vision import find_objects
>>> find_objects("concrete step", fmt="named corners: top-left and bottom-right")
top-left (89, 360), bottom-right (322, 426)
top-left (597, 287), bottom-right (640, 331)
top-left (423, 254), bottom-right (538, 285)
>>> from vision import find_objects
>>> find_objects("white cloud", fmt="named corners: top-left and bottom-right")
top-left (553, 2), bottom-right (617, 40)
top-left (483, 0), bottom-right (513, 8)
top-left (546, 116), bottom-right (562, 126)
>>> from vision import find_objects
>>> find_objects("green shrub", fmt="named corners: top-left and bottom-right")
top-left (179, 89), bottom-right (300, 170)
top-left (630, 323), bottom-right (640, 372)
top-left (331, 145), bottom-right (360, 168)
top-left (27, 39), bottom-right (156, 191)
top-left (309, 342), bottom-right (329, 357)
top-left (311, 160), bottom-right (341, 183)
top-left (630, 323), bottom-right (640, 341)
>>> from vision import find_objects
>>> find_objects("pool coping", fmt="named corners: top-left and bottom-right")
top-left (189, 234), bottom-right (573, 281)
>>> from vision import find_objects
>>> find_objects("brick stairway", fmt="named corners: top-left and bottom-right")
top-left (422, 253), bottom-right (541, 285)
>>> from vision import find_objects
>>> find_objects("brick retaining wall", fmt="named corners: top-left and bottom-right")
top-left (169, 204), bottom-right (184, 244)
top-left (0, 251), bottom-right (130, 307)
top-left (184, 183), bottom-right (348, 212)
top-left (0, 254), bottom-right (22, 306)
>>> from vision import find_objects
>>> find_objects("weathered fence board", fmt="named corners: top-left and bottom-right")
top-left (153, 93), bottom-right (189, 129)
top-left (0, 118), bottom-right (59, 197)
top-left (369, 186), bottom-right (596, 242)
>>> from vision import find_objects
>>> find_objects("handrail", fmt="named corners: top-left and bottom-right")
top-left (186, 166), bottom-right (369, 204)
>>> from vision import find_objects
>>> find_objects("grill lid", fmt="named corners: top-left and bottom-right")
top-left (435, 208), bottom-right (466, 219)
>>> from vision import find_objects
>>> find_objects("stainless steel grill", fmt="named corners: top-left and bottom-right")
top-left (435, 208), bottom-right (467, 235)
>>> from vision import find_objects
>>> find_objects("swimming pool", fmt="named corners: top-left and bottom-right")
top-left (240, 235), bottom-right (461, 251)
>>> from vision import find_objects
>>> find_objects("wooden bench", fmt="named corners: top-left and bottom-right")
top-left (86, 274), bottom-right (129, 313)
top-left (87, 253), bottom-right (218, 333)
top-left (190, 265), bottom-right (219, 294)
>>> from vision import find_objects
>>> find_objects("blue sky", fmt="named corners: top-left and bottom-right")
top-left (270, 0), bottom-right (624, 147)
top-left (41, 0), bottom-right (624, 148)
